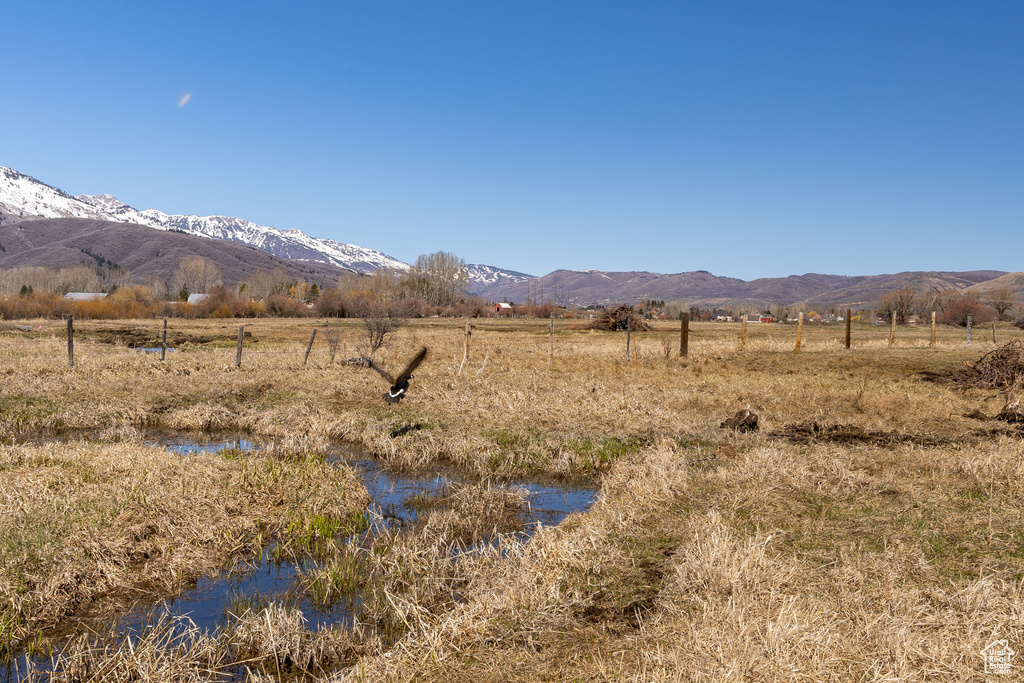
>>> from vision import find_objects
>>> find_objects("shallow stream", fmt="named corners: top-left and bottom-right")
top-left (2, 433), bottom-right (598, 681)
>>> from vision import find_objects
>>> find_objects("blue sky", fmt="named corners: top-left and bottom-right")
top-left (3, 1), bottom-right (1022, 280)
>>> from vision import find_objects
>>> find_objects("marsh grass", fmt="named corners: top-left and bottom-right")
top-left (23, 613), bottom-right (225, 683)
top-left (3, 318), bottom-right (1024, 680)
top-left (338, 435), bottom-right (1024, 681)
top-left (298, 481), bottom-right (535, 653)
top-left (0, 439), bottom-right (367, 657)
top-left (403, 481), bottom-right (531, 544)
top-left (277, 510), bottom-right (371, 561)
top-left (15, 602), bottom-right (362, 682)
top-left (230, 602), bottom-right (358, 676)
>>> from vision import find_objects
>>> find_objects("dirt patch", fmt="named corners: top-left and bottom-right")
top-left (579, 541), bottom-right (676, 632)
top-left (769, 422), bottom-right (960, 446)
top-left (87, 326), bottom-right (255, 347)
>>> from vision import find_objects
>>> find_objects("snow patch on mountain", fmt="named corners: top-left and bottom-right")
top-left (465, 263), bottom-right (534, 292)
top-left (0, 167), bottom-right (107, 221)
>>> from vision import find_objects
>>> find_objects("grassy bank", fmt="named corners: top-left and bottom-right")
top-left (0, 438), bottom-right (368, 656)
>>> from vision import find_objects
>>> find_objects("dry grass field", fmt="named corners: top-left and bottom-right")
top-left (1, 316), bottom-right (1022, 681)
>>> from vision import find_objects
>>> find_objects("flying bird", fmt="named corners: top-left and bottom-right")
top-left (365, 347), bottom-right (428, 404)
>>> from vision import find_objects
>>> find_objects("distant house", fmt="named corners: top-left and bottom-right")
top-left (494, 302), bottom-right (512, 315)
top-left (715, 315), bottom-right (734, 322)
top-left (758, 315), bottom-right (774, 323)
top-left (64, 292), bottom-right (107, 301)
top-left (187, 293), bottom-right (209, 305)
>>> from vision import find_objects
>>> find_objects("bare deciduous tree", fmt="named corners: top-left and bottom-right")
top-left (0, 265), bottom-right (124, 295)
top-left (244, 268), bottom-right (291, 300)
top-left (876, 283), bottom-right (917, 324)
top-left (324, 325), bottom-right (342, 364)
top-left (172, 257), bottom-right (222, 297)
top-left (402, 251), bottom-right (467, 307)
top-left (363, 300), bottom-right (405, 359)
top-left (919, 288), bottom-right (961, 314)
top-left (983, 287), bottom-right (1017, 319)
top-left (149, 278), bottom-right (170, 301)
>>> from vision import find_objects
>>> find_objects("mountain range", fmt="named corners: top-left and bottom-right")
top-left (0, 216), bottom-right (347, 291)
top-left (486, 268), bottom-right (1009, 311)
top-left (0, 164), bottom-right (1018, 310)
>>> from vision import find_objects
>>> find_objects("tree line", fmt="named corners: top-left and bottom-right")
top-left (875, 283), bottom-right (1018, 327)
top-left (0, 251), bottom-right (494, 320)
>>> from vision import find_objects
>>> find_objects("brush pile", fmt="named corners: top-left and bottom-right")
top-left (577, 305), bottom-right (651, 332)
top-left (954, 340), bottom-right (1024, 422)
top-left (953, 340), bottom-right (1024, 390)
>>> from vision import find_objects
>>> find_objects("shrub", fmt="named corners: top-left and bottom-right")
top-left (192, 286), bottom-right (248, 318)
top-left (314, 288), bottom-right (348, 317)
top-left (936, 293), bottom-right (997, 327)
top-left (0, 291), bottom-right (68, 319)
top-left (264, 294), bottom-right (310, 317)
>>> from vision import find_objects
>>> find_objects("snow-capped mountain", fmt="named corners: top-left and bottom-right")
top-left (0, 166), bottom-right (110, 222)
top-left (0, 165), bottom-right (408, 275)
top-left (465, 263), bottom-right (534, 294)
top-left (75, 195), bottom-right (410, 275)
top-left (1, 163), bottom-right (537, 290)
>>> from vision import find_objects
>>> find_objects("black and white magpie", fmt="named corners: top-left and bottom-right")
top-left (365, 347), bottom-right (428, 404)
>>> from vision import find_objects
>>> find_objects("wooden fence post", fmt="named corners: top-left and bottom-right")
top-left (844, 309), bottom-right (851, 350)
top-left (161, 318), bottom-right (167, 362)
top-left (680, 314), bottom-right (689, 358)
top-left (626, 324), bottom-right (631, 362)
top-left (992, 322), bottom-right (997, 345)
top-left (549, 314), bottom-right (554, 365)
top-left (66, 314), bottom-right (74, 368)
top-left (464, 316), bottom-right (471, 363)
top-left (236, 326), bottom-right (244, 367)
top-left (795, 312), bottom-right (804, 351)
top-left (889, 312), bottom-right (896, 347)
top-left (967, 315), bottom-right (972, 347)
top-left (741, 315), bottom-right (748, 350)
top-left (303, 327), bottom-right (317, 366)
top-left (930, 311), bottom-right (936, 347)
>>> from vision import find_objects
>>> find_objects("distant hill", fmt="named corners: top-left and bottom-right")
top-left (792, 271), bottom-right (1012, 310)
top-left (474, 268), bottom-right (1009, 310)
top-left (0, 217), bottom-right (345, 289)
top-left (966, 271), bottom-right (1024, 298)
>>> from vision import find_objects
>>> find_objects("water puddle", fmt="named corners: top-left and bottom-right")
top-left (150, 433), bottom-right (256, 456)
top-left (133, 346), bottom-right (177, 354)
top-left (4, 433), bottom-right (598, 681)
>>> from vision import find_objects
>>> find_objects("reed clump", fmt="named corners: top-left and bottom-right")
top-left (22, 613), bottom-right (224, 683)
top-left (17, 603), bottom-right (362, 682)
top-left (404, 481), bottom-right (531, 544)
top-left (230, 602), bottom-right (357, 675)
